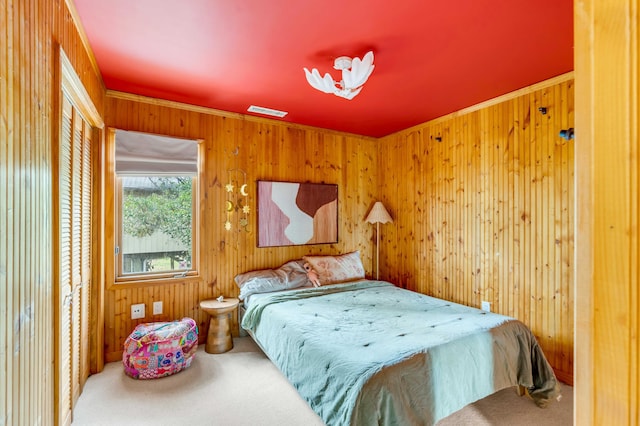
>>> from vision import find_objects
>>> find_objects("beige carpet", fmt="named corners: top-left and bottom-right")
top-left (73, 337), bottom-right (572, 426)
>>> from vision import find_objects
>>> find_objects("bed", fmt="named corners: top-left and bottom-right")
top-left (236, 252), bottom-right (559, 426)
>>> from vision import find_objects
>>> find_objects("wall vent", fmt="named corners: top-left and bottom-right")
top-left (247, 105), bottom-right (288, 118)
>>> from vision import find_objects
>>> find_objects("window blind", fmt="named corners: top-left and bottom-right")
top-left (115, 129), bottom-right (198, 176)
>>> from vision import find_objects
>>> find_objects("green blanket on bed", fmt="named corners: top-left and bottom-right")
top-left (242, 281), bottom-right (558, 426)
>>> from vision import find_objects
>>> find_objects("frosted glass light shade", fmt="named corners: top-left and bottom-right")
top-left (304, 51), bottom-right (375, 100)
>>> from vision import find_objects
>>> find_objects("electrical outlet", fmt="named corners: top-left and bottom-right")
top-left (481, 301), bottom-right (491, 312)
top-left (131, 303), bottom-right (145, 319)
top-left (153, 301), bottom-right (163, 315)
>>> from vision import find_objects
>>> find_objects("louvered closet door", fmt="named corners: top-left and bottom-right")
top-left (79, 111), bottom-right (92, 391)
top-left (58, 94), bottom-right (74, 426)
top-left (58, 93), bottom-right (93, 425)
top-left (71, 99), bottom-right (83, 407)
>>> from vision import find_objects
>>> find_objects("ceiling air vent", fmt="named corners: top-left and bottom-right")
top-left (247, 105), bottom-right (288, 118)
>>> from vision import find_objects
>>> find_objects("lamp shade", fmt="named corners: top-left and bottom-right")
top-left (365, 202), bottom-right (393, 224)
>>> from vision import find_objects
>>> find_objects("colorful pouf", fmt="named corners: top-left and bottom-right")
top-left (123, 317), bottom-right (198, 379)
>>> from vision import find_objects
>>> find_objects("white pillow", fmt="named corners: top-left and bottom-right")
top-left (234, 260), bottom-right (309, 300)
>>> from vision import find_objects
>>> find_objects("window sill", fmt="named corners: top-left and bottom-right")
top-left (108, 273), bottom-right (202, 290)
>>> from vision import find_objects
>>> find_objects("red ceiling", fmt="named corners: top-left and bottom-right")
top-left (72, 0), bottom-right (573, 138)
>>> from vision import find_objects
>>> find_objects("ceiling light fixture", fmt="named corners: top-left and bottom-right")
top-left (304, 51), bottom-right (375, 100)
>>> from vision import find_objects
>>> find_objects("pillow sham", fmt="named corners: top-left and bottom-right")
top-left (302, 251), bottom-right (365, 286)
top-left (234, 260), bottom-right (309, 300)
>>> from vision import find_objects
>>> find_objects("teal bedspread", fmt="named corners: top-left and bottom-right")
top-left (242, 281), bottom-right (558, 426)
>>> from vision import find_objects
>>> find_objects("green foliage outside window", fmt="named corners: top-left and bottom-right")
top-left (122, 177), bottom-right (192, 269)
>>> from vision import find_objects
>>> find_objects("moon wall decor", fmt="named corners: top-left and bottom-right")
top-left (224, 168), bottom-right (250, 232)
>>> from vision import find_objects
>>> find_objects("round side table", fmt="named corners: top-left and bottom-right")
top-left (199, 297), bottom-right (239, 354)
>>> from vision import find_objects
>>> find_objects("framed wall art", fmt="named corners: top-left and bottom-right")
top-left (257, 180), bottom-right (338, 247)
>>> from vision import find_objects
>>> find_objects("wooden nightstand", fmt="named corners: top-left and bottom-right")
top-left (199, 297), bottom-right (239, 354)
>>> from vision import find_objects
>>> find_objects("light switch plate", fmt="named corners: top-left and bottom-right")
top-left (481, 301), bottom-right (491, 312)
top-left (153, 301), bottom-right (163, 315)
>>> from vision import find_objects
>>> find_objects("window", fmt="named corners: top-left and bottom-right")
top-left (114, 130), bottom-right (199, 282)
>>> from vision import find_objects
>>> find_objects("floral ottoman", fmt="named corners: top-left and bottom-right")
top-left (123, 317), bottom-right (198, 379)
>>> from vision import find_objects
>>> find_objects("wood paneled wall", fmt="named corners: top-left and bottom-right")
top-left (575, 1), bottom-right (640, 424)
top-left (1, 0), bottom-right (104, 424)
top-left (102, 94), bottom-right (379, 361)
top-left (378, 75), bottom-right (575, 384)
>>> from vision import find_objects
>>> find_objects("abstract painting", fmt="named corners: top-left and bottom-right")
top-left (257, 181), bottom-right (338, 247)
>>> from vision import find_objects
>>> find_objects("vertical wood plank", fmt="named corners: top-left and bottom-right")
top-left (1, 1), bottom-right (9, 423)
top-left (575, 0), bottom-right (639, 423)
